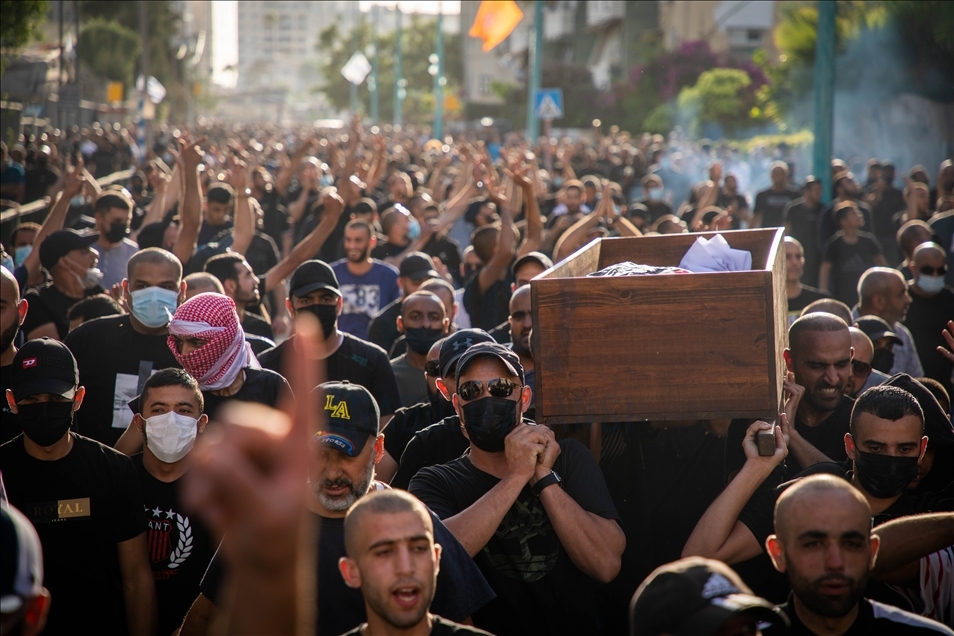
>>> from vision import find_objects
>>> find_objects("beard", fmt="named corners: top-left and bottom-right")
top-left (347, 246), bottom-right (370, 263)
top-left (313, 458), bottom-right (374, 512)
top-left (789, 566), bottom-right (867, 618)
top-left (804, 377), bottom-right (844, 413)
top-left (511, 333), bottom-right (531, 357)
top-left (0, 317), bottom-right (19, 352)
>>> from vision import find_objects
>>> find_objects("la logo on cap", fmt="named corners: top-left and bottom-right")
top-left (22, 358), bottom-right (37, 368)
top-left (324, 395), bottom-right (350, 420)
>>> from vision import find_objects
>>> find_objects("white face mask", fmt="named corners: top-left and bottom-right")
top-left (145, 411), bottom-right (198, 463)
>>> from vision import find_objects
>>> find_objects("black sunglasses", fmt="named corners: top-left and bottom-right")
top-left (919, 265), bottom-right (948, 276)
top-left (457, 378), bottom-right (521, 401)
top-left (851, 360), bottom-right (872, 377)
top-left (424, 360), bottom-right (441, 377)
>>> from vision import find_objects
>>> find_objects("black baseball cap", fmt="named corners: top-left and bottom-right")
top-left (630, 557), bottom-right (787, 636)
top-left (39, 229), bottom-right (99, 270)
top-left (512, 251), bottom-right (553, 278)
top-left (883, 373), bottom-right (954, 447)
top-left (289, 260), bottom-right (341, 299)
top-left (399, 252), bottom-right (438, 281)
top-left (854, 315), bottom-right (902, 345)
top-left (11, 338), bottom-right (79, 399)
top-left (313, 381), bottom-right (380, 458)
top-left (455, 341), bottom-right (525, 385)
top-left (438, 329), bottom-right (495, 378)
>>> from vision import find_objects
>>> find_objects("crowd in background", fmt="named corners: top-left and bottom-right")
top-left (1, 116), bottom-right (953, 636)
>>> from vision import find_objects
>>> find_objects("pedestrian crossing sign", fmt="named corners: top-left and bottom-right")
top-left (534, 88), bottom-right (564, 120)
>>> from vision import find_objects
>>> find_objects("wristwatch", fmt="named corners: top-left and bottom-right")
top-left (532, 470), bottom-right (562, 497)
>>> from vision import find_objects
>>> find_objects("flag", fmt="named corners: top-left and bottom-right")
top-left (341, 52), bottom-right (372, 86)
top-left (469, 1), bottom-right (524, 52)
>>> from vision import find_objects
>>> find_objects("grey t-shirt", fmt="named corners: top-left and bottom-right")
top-left (95, 238), bottom-right (139, 288)
top-left (391, 353), bottom-right (428, 408)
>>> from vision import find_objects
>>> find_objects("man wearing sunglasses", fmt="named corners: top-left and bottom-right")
top-left (904, 242), bottom-right (954, 396)
top-left (507, 285), bottom-right (535, 409)
top-left (409, 342), bottom-right (625, 636)
top-left (847, 326), bottom-right (890, 398)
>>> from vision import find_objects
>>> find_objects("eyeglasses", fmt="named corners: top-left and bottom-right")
top-left (457, 378), bottom-right (521, 401)
top-left (424, 360), bottom-right (441, 377)
top-left (851, 360), bottom-right (872, 377)
top-left (919, 265), bottom-right (948, 276)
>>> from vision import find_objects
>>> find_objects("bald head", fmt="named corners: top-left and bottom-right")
top-left (774, 475), bottom-right (870, 543)
top-left (857, 268), bottom-right (903, 307)
top-left (401, 291), bottom-right (445, 320)
top-left (184, 272), bottom-right (225, 299)
top-left (848, 327), bottom-right (873, 364)
top-left (1, 265), bottom-right (19, 303)
top-left (912, 242), bottom-right (945, 266)
top-left (509, 284), bottom-right (531, 314)
top-left (858, 267), bottom-right (910, 324)
top-left (800, 299), bottom-right (852, 325)
top-left (343, 489), bottom-right (433, 558)
top-left (896, 220), bottom-right (932, 259)
top-left (789, 312), bottom-right (850, 354)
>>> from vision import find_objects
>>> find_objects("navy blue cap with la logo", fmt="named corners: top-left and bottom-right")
top-left (11, 338), bottom-right (78, 399)
top-left (312, 381), bottom-right (380, 457)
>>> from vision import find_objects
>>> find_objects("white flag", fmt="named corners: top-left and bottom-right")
top-left (136, 75), bottom-right (167, 104)
top-left (340, 52), bottom-right (372, 86)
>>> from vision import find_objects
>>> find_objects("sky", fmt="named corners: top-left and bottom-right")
top-left (212, 1), bottom-right (461, 87)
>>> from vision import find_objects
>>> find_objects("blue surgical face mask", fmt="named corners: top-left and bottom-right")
top-left (916, 274), bottom-right (945, 295)
top-left (70, 195), bottom-right (86, 207)
top-left (13, 245), bottom-right (32, 266)
top-left (407, 217), bottom-right (421, 240)
top-left (130, 286), bottom-right (179, 328)
top-left (647, 187), bottom-right (663, 200)
top-left (320, 174), bottom-right (334, 187)
top-left (1, 254), bottom-right (12, 271)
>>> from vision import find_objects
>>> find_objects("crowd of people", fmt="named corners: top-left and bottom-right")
top-left (1, 116), bottom-right (953, 636)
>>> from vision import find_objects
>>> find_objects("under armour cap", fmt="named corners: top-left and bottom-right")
top-left (289, 260), bottom-right (341, 299)
top-left (11, 338), bottom-right (78, 399)
top-left (438, 329), bottom-right (495, 378)
top-left (313, 381), bottom-right (380, 458)
top-left (854, 315), bottom-right (902, 346)
top-left (455, 342), bottom-right (525, 386)
top-left (630, 557), bottom-right (786, 636)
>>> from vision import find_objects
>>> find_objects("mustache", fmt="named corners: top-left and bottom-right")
top-left (321, 477), bottom-right (354, 490)
top-left (814, 574), bottom-right (855, 587)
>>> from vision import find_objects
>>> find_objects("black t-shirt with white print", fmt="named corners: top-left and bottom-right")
top-left (131, 453), bottom-right (216, 636)
top-left (409, 435), bottom-right (620, 636)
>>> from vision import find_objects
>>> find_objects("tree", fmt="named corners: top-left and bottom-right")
top-left (677, 68), bottom-right (762, 138)
top-left (78, 17), bottom-right (140, 86)
top-left (0, 0), bottom-right (49, 74)
top-left (315, 14), bottom-right (463, 123)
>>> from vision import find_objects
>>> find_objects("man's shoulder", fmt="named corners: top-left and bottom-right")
top-left (866, 598), bottom-right (954, 634)
top-left (430, 615), bottom-right (495, 635)
top-left (70, 433), bottom-right (136, 465)
top-left (330, 258), bottom-right (348, 270)
top-left (65, 314), bottom-right (129, 347)
top-left (370, 260), bottom-right (400, 275)
top-left (341, 332), bottom-right (390, 358)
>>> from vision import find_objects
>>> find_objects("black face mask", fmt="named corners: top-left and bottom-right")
top-left (17, 401), bottom-right (74, 447)
top-left (854, 450), bottom-right (919, 498)
top-left (405, 327), bottom-right (444, 355)
top-left (104, 221), bottom-right (130, 243)
top-left (871, 348), bottom-right (894, 374)
top-left (298, 303), bottom-right (337, 338)
top-left (461, 396), bottom-right (518, 453)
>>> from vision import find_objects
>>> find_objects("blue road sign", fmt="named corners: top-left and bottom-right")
top-left (533, 88), bottom-right (564, 120)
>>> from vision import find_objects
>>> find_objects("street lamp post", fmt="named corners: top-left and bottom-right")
top-left (394, 6), bottom-right (404, 127)
top-left (526, 0), bottom-right (543, 142)
top-left (433, 3), bottom-right (444, 140)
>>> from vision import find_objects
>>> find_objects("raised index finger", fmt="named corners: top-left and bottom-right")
top-left (277, 312), bottom-right (327, 455)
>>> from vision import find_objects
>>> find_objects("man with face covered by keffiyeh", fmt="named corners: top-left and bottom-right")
top-left (167, 292), bottom-right (290, 419)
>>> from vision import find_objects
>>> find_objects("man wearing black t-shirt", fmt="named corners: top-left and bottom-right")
top-left (1, 338), bottom-right (157, 635)
top-left (180, 382), bottom-right (495, 636)
top-left (1, 266), bottom-right (28, 445)
top-left (21, 229), bottom-right (105, 341)
top-left (367, 252), bottom-right (438, 355)
top-left (409, 343), bottom-right (625, 635)
top-left (260, 260), bottom-right (401, 430)
top-left (463, 200), bottom-right (516, 332)
top-left (782, 314), bottom-right (856, 479)
top-left (753, 162), bottom-right (801, 228)
top-left (767, 475), bottom-right (952, 635)
top-left (786, 237), bottom-right (830, 325)
top-left (389, 330), bottom-right (495, 490)
top-left (339, 490), bottom-right (492, 636)
top-left (67, 248), bottom-right (185, 447)
top-left (783, 176), bottom-right (825, 288)
top-left (129, 369), bottom-right (215, 636)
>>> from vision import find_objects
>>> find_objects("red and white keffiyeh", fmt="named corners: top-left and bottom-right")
top-left (167, 293), bottom-right (260, 390)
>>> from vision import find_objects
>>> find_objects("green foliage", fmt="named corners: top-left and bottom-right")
top-left (0, 0), bottom-right (48, 74)
top-left (882, 0), bottom-right (954, 53)
top-left (315, 15), bottom-right (462, 123)
top-left (643, 104), bottom-right (674, 134)
top-left (78, 18), bottom-right (140, 85)
top-left (676, 68), bottom-right (760, 137)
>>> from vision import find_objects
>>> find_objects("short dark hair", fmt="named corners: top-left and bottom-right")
top-left (204, 252), bottom-right (245, 285)
top-left (380, 209), bottom-right (402, 235)
top-left (914, 377), bottom-right (950, 414)
top-left (140, 368), bottom-right (204, 413)
top-left (850, 385), bottom-right (924, 438)
top-left (67, 294), bottom-right (123, 323)
top-left (207, 184), bottom-right (234, 205)
top-left (94, 193), bottom-right (133, 215)
top-left (789, 312), bottom-right (848, 354)
top-left (345, 219), bottom-right (374, 238)
top-left (834, 200), bottom-right (858, 224)
top-left (9, 222), bottom-right (41, 246)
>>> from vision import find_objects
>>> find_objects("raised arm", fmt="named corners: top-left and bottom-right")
top-left (275, 137), bottom-right (315, 196)
top-left (117, 533), bottom-right (158, 636)
top-left (172, 136), bottom-right (206, 266)
top-left (508, 160), bottom-right (543, 256)
top-left (682, 420), bottom-right (787, 564)
top-left (263, 189), bottom-right (346, 293)
top-left (476, 172), bottom-right (516, 293)
top-left (871, 512), bottom-right (954, 584)
top-left (22, 161), bottom-right (85, 286)
top-left (229, 161), bottom-right (254, 256)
